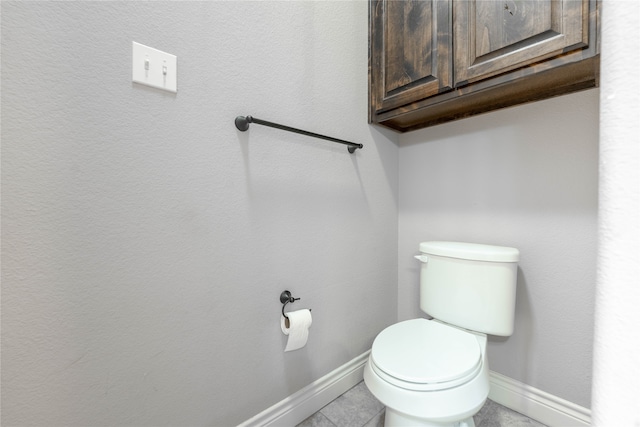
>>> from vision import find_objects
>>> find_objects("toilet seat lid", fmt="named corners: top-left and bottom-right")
top-left (371, 319), bottom-right (481, 384)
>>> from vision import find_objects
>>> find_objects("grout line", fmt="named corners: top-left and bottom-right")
top-left (362, 408), bottom-right (385, 427)
top-left (323, 412), bottom-right (338, 427)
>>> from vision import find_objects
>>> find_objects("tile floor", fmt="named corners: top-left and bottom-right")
top-left (296, 381), bottom-right (547, 427)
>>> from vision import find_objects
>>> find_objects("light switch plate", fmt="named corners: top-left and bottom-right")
top-left (132, 42), bottom-right (177, 93)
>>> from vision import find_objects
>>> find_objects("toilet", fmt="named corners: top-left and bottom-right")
top-left (364, 241), bottom-right (519, 427)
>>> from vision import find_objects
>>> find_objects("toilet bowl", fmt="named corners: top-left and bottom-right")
top-left (363, 241), bottom-right (519, 427)
top-left (364, 319), bottom-right (489, 426)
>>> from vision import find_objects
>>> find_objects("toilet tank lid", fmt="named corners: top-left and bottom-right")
top-left (419, 241), bottom-right (519, 262)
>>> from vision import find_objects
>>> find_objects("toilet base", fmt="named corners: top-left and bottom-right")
top-left (385, 407), bottom-right (475, 427)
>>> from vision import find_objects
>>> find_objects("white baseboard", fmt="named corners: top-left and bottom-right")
top-left (238, 351), bottom-right (370, 427)
top-left (489, 371), bottom-right (591, 427)
top-left (238, 355), bottom-right (590, 427)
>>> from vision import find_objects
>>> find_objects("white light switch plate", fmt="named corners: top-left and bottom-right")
top-left (132, 42), bottom-right (177, 93)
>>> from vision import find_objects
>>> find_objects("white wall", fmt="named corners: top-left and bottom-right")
top-left (1, 2), bottom-right (398, 426)
top-left (398, 89), bottom-right (599, 409)
top-left (591, 0), bottom-right (640, 424)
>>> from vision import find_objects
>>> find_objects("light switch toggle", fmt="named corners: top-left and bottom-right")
top-left (132, 42), bottom-right (177, 93)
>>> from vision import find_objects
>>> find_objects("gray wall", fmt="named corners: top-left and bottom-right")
top-left (1, 2), bottom-right (398, 426)
top-left (398, 89), bottom-right (599, 408)
top-left (2, 1), bottom-right (600, 425)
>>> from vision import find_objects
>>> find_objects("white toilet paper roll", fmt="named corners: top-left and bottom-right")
top-left (280, 309), bottom-right (313, 352)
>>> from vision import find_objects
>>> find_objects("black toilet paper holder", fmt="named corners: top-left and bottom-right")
top-left (280, 290), bottom-right (310, 320)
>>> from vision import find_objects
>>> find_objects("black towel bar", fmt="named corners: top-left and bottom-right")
top-left (235, 115), bottom-right (363, 154)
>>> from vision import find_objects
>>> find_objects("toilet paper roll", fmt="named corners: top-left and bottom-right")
top-left (280, 309), bottom-right (313, 352)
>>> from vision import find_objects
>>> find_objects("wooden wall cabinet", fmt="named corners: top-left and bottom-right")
top-left (369, 0), bottom-right (600, 132)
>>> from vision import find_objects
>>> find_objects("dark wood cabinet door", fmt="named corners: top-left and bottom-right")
top-left (368, 0), bottom-right (599, 132)
top-left (454, 0), bottom-right (592, 86)
top-left (369, 0), bottom-right (452, 117)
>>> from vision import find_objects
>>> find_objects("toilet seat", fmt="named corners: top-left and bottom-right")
top-left (370, 319), bottom-right (482, 391)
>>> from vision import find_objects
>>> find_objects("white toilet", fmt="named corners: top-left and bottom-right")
top-left (364, 241), bottom-right (519, 427)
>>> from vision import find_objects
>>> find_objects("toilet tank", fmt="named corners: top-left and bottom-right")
top-left (417, 241), bottom-right (519, 336)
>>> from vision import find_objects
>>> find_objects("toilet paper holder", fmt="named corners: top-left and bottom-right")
top-left (280, 290), bottom-right (310, 321)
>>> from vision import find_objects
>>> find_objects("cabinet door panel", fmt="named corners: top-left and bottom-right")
top-left (454, 0), bottom-right (590, 86)
top-left (370, 0), bottom-right (452, 115)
